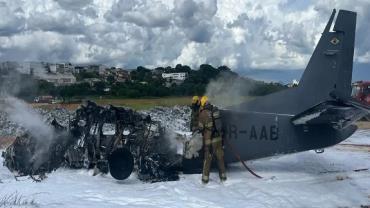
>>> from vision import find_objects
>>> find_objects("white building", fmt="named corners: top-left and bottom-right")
top-left (35, 73), bottom-right (77, 86)
top-left (18, 62), bottom-right (48, 75)
top-left (161, 73), bottom-right (187, 81)
top-left (287, 79), bottom-right (299, 88)
top-left (49, 64), bottom-right (57, 73)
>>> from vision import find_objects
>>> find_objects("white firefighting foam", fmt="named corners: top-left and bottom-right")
top-left (0, 126), bottom-right (369, 207)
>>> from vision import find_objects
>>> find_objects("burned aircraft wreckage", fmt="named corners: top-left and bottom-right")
top-left (2, 101), bottom-right (199, 182)
top-left (4, 9), bottom-right (369, 184)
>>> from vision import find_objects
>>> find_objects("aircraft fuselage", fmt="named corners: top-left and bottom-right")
top-left (221, 110), bottom-right (357, 163)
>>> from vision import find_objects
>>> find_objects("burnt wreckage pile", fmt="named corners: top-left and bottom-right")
top-left (2, 101), bottom-right (182, 182)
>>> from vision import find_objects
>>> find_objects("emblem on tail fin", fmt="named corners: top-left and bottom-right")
top-left (330, 37), bottom-right (340, 45)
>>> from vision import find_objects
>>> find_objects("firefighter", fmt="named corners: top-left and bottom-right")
top-left (198, 96), bottom-right (226, 184)
top-left (190, 96), bottom-right (200, 132)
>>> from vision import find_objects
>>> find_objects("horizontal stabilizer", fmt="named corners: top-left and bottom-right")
top-left (345, 99), bottom-right (370, 113)
top-left (291, 100), bottom-right (367, 129)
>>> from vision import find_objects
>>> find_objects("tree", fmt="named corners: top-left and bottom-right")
top-left (33, 63), bottom-right (287, 99)
top-left (107, 75), bottom-right (115, 84)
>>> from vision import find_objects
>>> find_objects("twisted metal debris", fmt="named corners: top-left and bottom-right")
top-left (2, 101), bottom-right (182, 182)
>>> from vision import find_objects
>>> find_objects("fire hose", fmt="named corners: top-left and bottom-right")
top-left (224, 138), bottom-right (263, 179)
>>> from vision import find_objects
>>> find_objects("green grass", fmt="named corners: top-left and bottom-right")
top-left (91, 96), bottom-right (193, 110)
top-left (33, 96), bottom-right (256, 111)
top-left (90, 96), bottom-right (255, 110)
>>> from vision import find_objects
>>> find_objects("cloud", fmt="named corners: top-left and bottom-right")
top-left (0, 2), bottom-right (26, 36)
top-left (173, 0), bottom-right (217, 43)
top-left (0, 0), bottom-right (369, 70)
top-left (314, 0), bottom-right (370, 63)
top-left (104, 0), bottom-right (172, 28)
top-left (0, 31), bottom-right (79, 62)
top-left (54, 0), bottom-right (93, 11)
top-left (27, 11), bottom-right (86, 35)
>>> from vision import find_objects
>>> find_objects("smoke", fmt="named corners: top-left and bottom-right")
top-left (205, 72), bottom-right (255, 108)
top-left (3, 96), bottom-right (54, 140)
top-left (162, 128), bottom-right (191, 156)
top-left (183, 132), bottom-right (202, 159)
top-left (1, 96), bottom-right (57, 170)
top-left (0, 68), bottom-right (53, 141)
top-left (1, 74), bottom-right (19, 98)
top-left (0, 67), bottom-right (37, 100)
top-left (0, 67), bottom-right (55, 170)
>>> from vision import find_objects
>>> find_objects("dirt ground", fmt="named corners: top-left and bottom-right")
top-left (0, 136), bottom-right (16, 149)
top-left (356, 121), bottom-right (370, 130)
top-left (31, 103), bottom-right (81, 111)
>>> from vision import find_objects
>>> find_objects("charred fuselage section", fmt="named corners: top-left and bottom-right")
top-left (2, 101), bottom-right (182, 182)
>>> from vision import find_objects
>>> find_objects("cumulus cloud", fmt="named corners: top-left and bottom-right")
top-left (54, 0), bottom-right (93, 11)
top-left (0, 0), bottom-right (369, 71)
top-left (173, 0), bottom-right (217, 43)
top-left (0, 1), bottom-right (25, 36)
top-left (105, 0), bottom-right (172, 28)
top-left (0, 31), bottom-right (79, 62)
top-left (27, 11), bottom-right (86, 34)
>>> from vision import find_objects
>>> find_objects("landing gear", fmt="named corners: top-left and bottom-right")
top-left (315, 149), bottom-right (325, 154)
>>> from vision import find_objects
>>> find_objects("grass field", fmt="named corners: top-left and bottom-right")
top-left (32, 96), bottom-right (256, 110)
top-left (92, 97), bottom-right (192, 110)
top-left (32, 97), bottom-right (193, 110)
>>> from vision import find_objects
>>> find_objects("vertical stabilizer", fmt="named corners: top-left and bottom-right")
top-left (230, 9), bottom-right (357, 115)
top-left (299, 9), bottom-right (357, 103)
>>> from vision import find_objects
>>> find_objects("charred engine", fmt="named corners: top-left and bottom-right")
top-left (2, 101), bottom-right (182, 182)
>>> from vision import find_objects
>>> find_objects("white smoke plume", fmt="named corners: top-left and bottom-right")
top-left (3, 96), bottom-right (55, 141)
top-left (1, 96), bottom-right (57, 170)
top-left (0, 68), bottom-right (54, 141)
top-left (205, 72), bottom-right (256, 109)
top-left (0, 68), bottom-right (37, 100)
top-left (0, 69), bottom-right (57, 170)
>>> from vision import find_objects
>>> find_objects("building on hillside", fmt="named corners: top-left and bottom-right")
top-left (161, 72), bottom-right (187, 81)
top-left (74, 65), bottom-right (87, 73)
top-left (0, 61), bottom-right (18, 71)
top-left (115, 69), bottom-right (130, 83)
top-left (99, 67), bottom-right (114, 78)
top-left (83, 78), bottom-right (102, 86)
top-left (98, 65), bottom-right (109, 76)
top-left (18, 62), bottom-right (48, 75)
top-left (48, 64), bottom-right (57, 73)
top-left (34, 73), bottom-right (77, 86)
top-left (287, 79), bottom-right (299, 88)
top-left (74, 64), bottom-right (106, 75)
top-left (162, 72), bottom-right (187, 87)
top-left (55, 63), bottom-right (74, 73)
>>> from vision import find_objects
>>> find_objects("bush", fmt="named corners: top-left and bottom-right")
top-left (0, 192), bottom-right (39, 207)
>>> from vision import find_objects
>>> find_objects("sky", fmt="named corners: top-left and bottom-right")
top-left (0, 0), bottom-right (369, 81)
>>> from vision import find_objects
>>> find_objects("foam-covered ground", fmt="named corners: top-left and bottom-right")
top-left (1, 130), bottom-right (369, 208)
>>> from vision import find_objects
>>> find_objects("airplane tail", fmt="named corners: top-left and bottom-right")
top-left (299, 9), bottom-right (357, 103)
top-left (232, 9), bottom-right (362, 121)
top-left (289, 10), bottom-right (370, 129)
